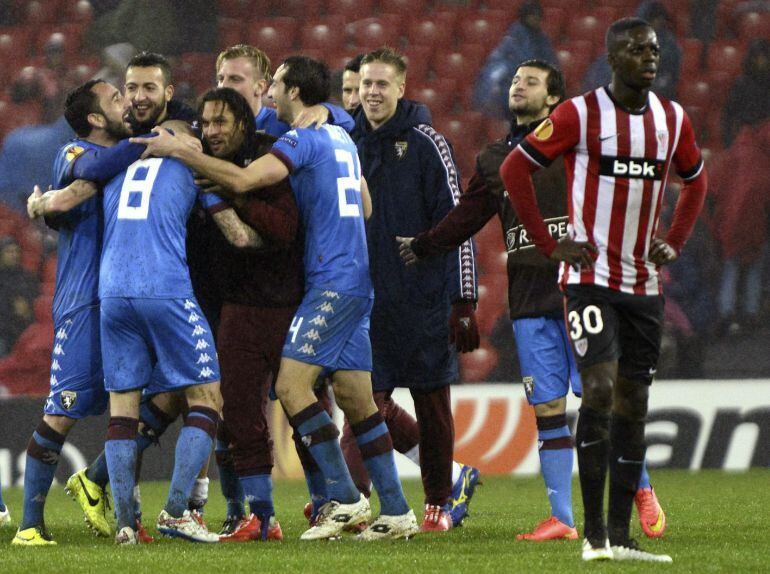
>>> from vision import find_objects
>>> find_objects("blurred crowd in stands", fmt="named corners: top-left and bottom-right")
top-left (0, 0), bottom-right (768, 394)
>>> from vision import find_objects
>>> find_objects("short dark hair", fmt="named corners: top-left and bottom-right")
top-left (517, 59), bottom-right (565, 108)
top-left (127, 51), bottom-right (173, 85)
top-left (64, 79), bottom-right (105, 137)
top-left (344, 54), bottom-right (365, 74)
top-left (606, 17), bottom-right (652, 53)
top-left (199, 87), bottom-right (258, 147)
top-left (361, 47), bottom-right (407, 80)
top-left (280, 56), bottom-right (330, 106)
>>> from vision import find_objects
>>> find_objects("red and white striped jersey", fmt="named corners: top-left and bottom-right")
top-left (519, 87), bottom-right (703, 295)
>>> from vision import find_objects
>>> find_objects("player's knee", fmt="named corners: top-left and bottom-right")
top-left (613, 378), bottom-right (649, 421)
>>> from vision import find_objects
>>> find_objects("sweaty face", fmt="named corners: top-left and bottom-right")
top-left (124, 66), bottom-right (171, 130)
top-left (217, 57), bottom-right (264, 114)
top-left (360, 62), bottom-right (404, 130)
top-left (341, 69), bottom-right (360, 112)
top-left (93, 81), bottom-right (132, 139)
top-left (201, 100), bottom-right (245, 159)
top-left (610, 26), bottom-right (660, 90)
top-left (508, 66), bottom-right (554, 119)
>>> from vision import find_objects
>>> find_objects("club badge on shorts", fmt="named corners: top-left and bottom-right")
top-left (523, 376), bottom-right (535, 397)
top-left (574, 337), bottom-right (588, 357)
top-left (61, 390), bottom-right (77, 410)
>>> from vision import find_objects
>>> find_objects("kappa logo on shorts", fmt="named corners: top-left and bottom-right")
top-left (303, 329), bottom-right (322, 342)
top-left (51, 359), bottom-right (61, 372)
top-left (183, 299), bottom-right (197, 310)
top-left (188, 311), bottom-right (201, 323)
top-left (50, 374), bottom-right (58, 387)
top-left (194, 339), bottom-right (210, 350)
top-left (309, 315), bottom-right (328, 328)
top-left (56, 327), bottom-right (68, 340)
top-left (198, 367), bottom-right (215, 378)
top-left (322, 290), bottom-right (340, 299)
top-left (522, 376), bottom-right (534, 397)
top-left (196, 353), bottom-right (213, 364)
top-left (574, 337), bottom-right (588, 357)
top-left (53, 343), bottom-right (65, 356)
top-left (316, 302), bottom-right (334, 313)
top-left (191, 325), bottom-right (208, 336)
top-left (61, 390), bottom-right (77, 410)
top-left (298, 343), bottom-right (317, 356)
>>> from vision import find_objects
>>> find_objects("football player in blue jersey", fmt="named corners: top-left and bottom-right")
top-left (135, 55), bottom-right (419, 541)
top-left (14, 79), bottom-right (132, 546)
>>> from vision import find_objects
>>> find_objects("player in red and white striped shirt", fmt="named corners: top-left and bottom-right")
top-left (501, 17), bottom-right (708, 563)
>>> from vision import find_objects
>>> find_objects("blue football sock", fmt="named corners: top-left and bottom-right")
top-left (638, 459), bottom-right (651, 490)
top-left (291, 403), bottom-right (359, 504)
top-left (216, 439), bottom-right (245, 518)
top-left (537, 415), bottom-right (575, 527)
top-left (164, 407), bottom-right (216, 517)
top-left (353, 414), bottom-right (409, 516)
top-left (105, 438), bottom-right (138, 531)
top-left (84, 451), bottom-right (110, 489)
top-left (304, 468), bottom-right (328, 520)
top-left (241, 474), bottom-right (274, 518)
top-left (21, 423), bottom-right (65, 530)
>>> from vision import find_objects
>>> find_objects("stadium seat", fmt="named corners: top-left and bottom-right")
top-left (178, 52), bottom-right (217, 94)
top-left (300, 17), bottom-right (345, 52)
top-left (434, 112), bottom-right (485, 152)
top-left (326, 0), bottom-right (375, 21)
top-left (218, 0), bottom-right (254, 19)
top-left (24, 0), bottom-right (60, 24)
top-left (379, 0), bottom-right (426, 17)
top-left (218, 18), bottom-right (245, 51)
top-left (705, 70), bottom-right (733, 110)
top-left (247, 18), bottom-right (298, 56)
top-left (678, 80), bottom-right (712, 110)
top-left (0, 26), bottom-right (34, 63)
top-left (64, 0), bottom-right (94, 24)
top-left (565, 15), bottom-right (604, 56)
top-left (739, 11), bottom-right (770, 41)
top-left (406, 17), bottom-right (454, 51)
top-left (555, 45), bottom-right (592, 90)
top-left (482, 0), bottom-right (524, 11)
top-left (706, 41), bottom-right (744, 74)
top-left (484, 117), bottom-right (510, 142)
top-left (402, 45), bottom-right (432, 84)
top-left (34, 24), bottom-right (85, 58)
top-left (432, 45), bottom-right (486, 84)
top-left (408, 79), bottom-right (457, 116)
top-left (458, 11), bottom-right (510, 49)
top-left (680, 38), bottom-right (704, 80)
top-left (347, 16), bottom-right (402, 52)
top-left (541, 6), bottom-right (566, 43)
top-left (270, 0), bottom-right (323, 20)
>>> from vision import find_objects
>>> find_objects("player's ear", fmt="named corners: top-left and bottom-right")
top-left (255, 78), bottom-right (268, 98)
top-left (87, 112), bottom-right (105, 130)
top-left (288, 85), bottom-right (300, 102)
top-left (164, 83), bottom-right (174, 103)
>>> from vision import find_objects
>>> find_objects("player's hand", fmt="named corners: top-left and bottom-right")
top-left (130, 128), bottom-right (183, 159)
top-left (292, 104), bottom-right (330, 129)
top-left (449, 301), bottom-right (480, 353)
top-left (396, 236), bottom-right (419, 266)
top-left (550, 236), bottom-right (597, 270)
top-left (27, 184), bottom-right (46, 219)
top-left (649, 237), bottom-right (678, 266)
top-left (178, 132), bottom-right (203, 153)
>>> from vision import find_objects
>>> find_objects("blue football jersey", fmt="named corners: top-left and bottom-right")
top-left (255, 106), bottom-right (290, 137)
top-left (271, 124), bottom-right (371, 298)
top-left (49, 140), bottom-right (104, 322)
top-left (100, 157), bottom-right (199, 298)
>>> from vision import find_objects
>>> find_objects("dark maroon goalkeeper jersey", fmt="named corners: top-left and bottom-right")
top-left (411, 120), bottom-right (567, 320)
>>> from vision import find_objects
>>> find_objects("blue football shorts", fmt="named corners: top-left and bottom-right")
top-left (44, 304), bottom-right (108, 419)
top-left (101, 297), bottom-right (220, 393)
top-left (282, 288), bottom-right (373, 373)
top-left (512, 316), bottom-right (582, 405)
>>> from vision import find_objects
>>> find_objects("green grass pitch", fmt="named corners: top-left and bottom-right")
top-left (1, 469), bottom-right (767, 573)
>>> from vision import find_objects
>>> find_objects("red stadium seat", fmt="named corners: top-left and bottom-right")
top-left (485, 117), bottom-right (510, 142)
top-left (0, 26), bottom-right (34, 62)
top-left (555, 45), bottom-right (592, 90)
top-left (379, 0), bottom-right (426, 16)
top-left (64, 0), bottom-right (94, 24)
top-left (300, 17), bottom-right (345, 52)
top-left (218, 0), bottom-right (254, 19)
top-left (458, 337), bottom-right (499, 382)
top-left (247, 18), bottom-right (298, 57)
top-left (432, 45), bottom-right (486, 84)
top-left (434, 112), bottom-right (485, 152)
top-left (270, 0), bottom-right (323, 20)
top-left (706, 41), bottom-right (744, 74)
top-left (739, 11), bottom-right (770, 41)
top-left (34, 24), bottom-right (85, 58)
top-left (678, 80), bottom-right (712, 110)
top-left (705, 70), bottom-right (734, 110)
top-left (178, 52), bottom-right (217, 94)
top-left (406, 17), bottom-right (454, 51)
top-left (326, 0), bottom-right (375, 21)
top-left (24, 0), bottom-right (60, 24)
top-left (565, 15), bottom-right (604, 56)
top-left (218, 18), bottom-right (245, 51)
top-left (458, 11), bottom-right (509, 49)
top-left (408, 79), bottom-right (457, 116)
top-left (402, 45), bottom-right (432, 84)
top-left (680, 38), bottom-right (704, 81)
top-left (541, 6), bottom-right (566, 43)
top-left (347, 16), bottom-right (402, 52)
top-left (482, 0), bottom-right (524, 12)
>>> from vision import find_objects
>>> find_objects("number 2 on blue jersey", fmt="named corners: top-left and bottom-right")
top-left (335, 149), bottom-right (360, 218)
top-left (117, 158), bottom-right (162, 220)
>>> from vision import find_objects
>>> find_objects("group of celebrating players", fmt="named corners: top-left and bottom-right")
top-left (5, 13), bottom-right (707, 564)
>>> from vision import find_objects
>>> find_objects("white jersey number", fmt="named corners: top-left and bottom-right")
top-left (568, 305), bottom-right (605, 340)
top-left (117, 158), bottom-right (163, 220)
top-left (335, 149), bottom-right (361, 218)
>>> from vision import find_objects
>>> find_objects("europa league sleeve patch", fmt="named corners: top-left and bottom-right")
top-left (533, 118), bottom-right (554, 141)
top-left (65, 145), bottom-right (85, 163)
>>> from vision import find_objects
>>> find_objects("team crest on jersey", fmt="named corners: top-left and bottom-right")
top-left (60, 391), bottom-right (77, 410)
top-left (522, 376), bottom-right (535, 397)
top-left (394, 141), bottom-right (408, 160)
top-left (656, 130), bottom-right (668, 149)
top-left (574, 337), bottom-right (588, 357)
top-left (65, 145), bottom-right (85, 162)
top-left (533, 118), bottom-right (553, 141)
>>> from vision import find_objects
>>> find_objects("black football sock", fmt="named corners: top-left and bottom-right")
top-left (576, 406), bottom-right (610, 545)
top-left (607, 412), bottom-right (646, 546)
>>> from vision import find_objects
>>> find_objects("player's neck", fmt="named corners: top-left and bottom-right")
top-left (607, 80), bottom-right (649, 113)
top-left (86, 130), bottom-right (119, 148)
top-left (515, 110), bottom-right (549, 127)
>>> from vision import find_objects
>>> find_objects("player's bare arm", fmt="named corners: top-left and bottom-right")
top-left (648, 237), bottom-right (678, 266)
top-left (292, 104), bottom-right (330, 130)
top-left (131, 128), bottom-right (289, 195)
top-left (211, 208), bottom-right (264, 249)
top-left (27, 180), bottom-right (98, 219)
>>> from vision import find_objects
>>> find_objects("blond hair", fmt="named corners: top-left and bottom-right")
top-left (361, 47), bottom-right (407, 80)
top-left (216, 44), bottom-right (272, 83)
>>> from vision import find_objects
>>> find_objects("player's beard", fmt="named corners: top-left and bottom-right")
top-left (127, 102), bottom-right (166, 135)
top-left (105, 117), bottom-right (133, 140)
